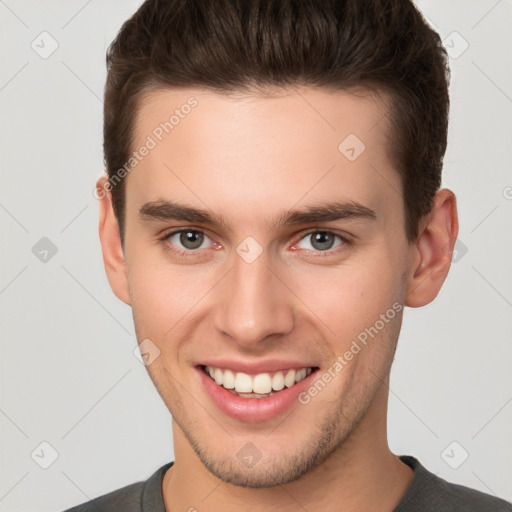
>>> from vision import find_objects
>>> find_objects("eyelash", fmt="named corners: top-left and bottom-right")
top-left (158, 228), bottom-right (351, 259)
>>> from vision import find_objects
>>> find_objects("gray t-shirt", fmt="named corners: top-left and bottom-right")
top-left (63, 455), bottom-right (512, 511)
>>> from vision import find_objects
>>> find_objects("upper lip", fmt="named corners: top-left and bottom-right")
top-left (197, 359), bottom-right (318, 375)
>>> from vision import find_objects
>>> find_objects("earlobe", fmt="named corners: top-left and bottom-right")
top-left (96, 176), bottom-right (131, 306)
top-left (405, 189), bottom-right (459, 308)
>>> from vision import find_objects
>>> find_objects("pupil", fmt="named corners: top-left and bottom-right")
top-left (312, 232), bottom-right (334, 251)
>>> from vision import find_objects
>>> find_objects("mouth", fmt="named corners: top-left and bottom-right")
top-left (197, 363), bottom-right (319, 422)
top-left (202, 365), bottom-right (313, 398)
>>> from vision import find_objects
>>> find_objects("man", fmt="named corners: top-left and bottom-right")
top-left (65, 0), bottom-right (511, 510)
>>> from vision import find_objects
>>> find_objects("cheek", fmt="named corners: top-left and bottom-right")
top-left (126, 253), bottom-right (219, 340)
top-left (286, 250), bottom-right (405, 349)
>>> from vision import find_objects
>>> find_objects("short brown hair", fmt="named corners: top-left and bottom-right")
top-left (103, 0), bottom-right (450, 245)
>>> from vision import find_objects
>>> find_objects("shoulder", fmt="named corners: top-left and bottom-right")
top-left (396, 455), bottom-right (512, 512)
top-left (63, 481), bottom-right (145, 512)
top-left (62, 462), bottom-right (173, 512)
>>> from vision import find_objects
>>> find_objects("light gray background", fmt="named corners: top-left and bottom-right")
top-left (1, 1), bottom-right (511, 511)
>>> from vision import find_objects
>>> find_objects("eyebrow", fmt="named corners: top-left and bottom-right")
top-left (139, 199), bottom-right (377, 231)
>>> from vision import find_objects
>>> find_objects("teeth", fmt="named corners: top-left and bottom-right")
top-left (253, 373), bottom-right (272, 394)
top-left (205, 366), bottom-right (312, 395)
top-left (271, 372), bottom-right (285, 391)
top-left (295, 368), bottom-right (307, 382)
top-left (223, 369), bottom-right (235, 389)
top-left (234, 372), bottom-right (253, 393)
top-left (284, 369), bottom-right (296, 388)
top-left (214, 368), bottom-right (223, 385)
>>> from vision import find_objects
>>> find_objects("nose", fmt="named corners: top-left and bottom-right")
top-left (213, 247), bottom-right (295, 349)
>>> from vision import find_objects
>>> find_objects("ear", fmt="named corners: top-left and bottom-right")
top-left (96, 175), bottom-right (131, 306)
top-left (405, 188), bottom-right (459, 308)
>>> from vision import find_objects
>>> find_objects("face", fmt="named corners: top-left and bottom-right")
top-left (115, 86), bottom-right (415, 486)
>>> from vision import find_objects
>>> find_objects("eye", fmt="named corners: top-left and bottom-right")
top-left (296, 231), bottom-right (346, 252)
top-left (165, 229), bottom-right (212, 251)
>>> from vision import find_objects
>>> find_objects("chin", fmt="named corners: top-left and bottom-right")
top-left (199, 454), bottom-right (316, 488)
top-left (185, 418), bottom-right (344, 488)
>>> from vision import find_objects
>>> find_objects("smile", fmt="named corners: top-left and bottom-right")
top-left (197, 361), bottom-right (319, 421)
top-left (203, 365), bottom-right (313, 397)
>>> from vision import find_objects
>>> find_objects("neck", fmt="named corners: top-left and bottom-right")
top-left (162, 376), bottom-right (413, 512)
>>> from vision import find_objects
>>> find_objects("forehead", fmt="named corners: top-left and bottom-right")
top-left (126, 85), bottom-right (400, 227)
top-left (134, 85), bottom-right (391, 158)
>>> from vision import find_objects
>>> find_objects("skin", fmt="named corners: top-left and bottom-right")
top-left (96, 85), bottom-right (458, 511)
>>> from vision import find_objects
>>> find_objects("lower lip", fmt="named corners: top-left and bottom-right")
top-left (198, 367), bottom-right (316, 422)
